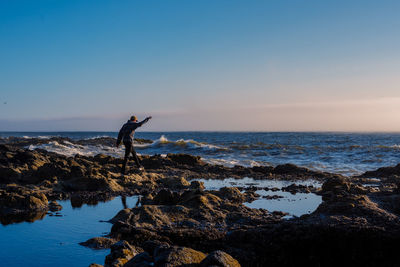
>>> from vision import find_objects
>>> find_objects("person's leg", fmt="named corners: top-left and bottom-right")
top-left (121, 142), bottom-right (132, 174)
top-left (130, 144), bottom-right (142, 168)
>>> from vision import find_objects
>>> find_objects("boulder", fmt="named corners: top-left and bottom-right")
top-left (124, 252), bottom-right (153, 267)
top-left (49, 200), bottom-right (62, 212)
top-left (200, 250), bottom-right (241, 267)
top-left (167, 154), bottom-right (203, 166)
top-left (105, 240), bottom-right (137, 267)
top-left (215, 187), bottom-right (245, 203)
top-left (154, 246), bottom-right (206, 267)
top-left (189, 180), bottom-right (205, 191)
top-left (160, 177), bottom-right (190, 190)
top-left (80, 237), bottom-right (116, 249)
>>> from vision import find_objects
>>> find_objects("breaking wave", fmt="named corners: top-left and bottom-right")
top-left (28, 141), bottom-right (125, 158)
top-left (148, 135), bottom-right (227, 151)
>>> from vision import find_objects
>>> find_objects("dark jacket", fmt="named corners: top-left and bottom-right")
top-left (117, 118), bottom-right (149, 145)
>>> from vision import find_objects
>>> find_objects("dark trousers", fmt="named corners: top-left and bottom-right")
top-left (121, 141), bottom-right (141, 174)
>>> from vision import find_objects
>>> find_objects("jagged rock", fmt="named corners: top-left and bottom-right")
top-left (214, 187), bottom-right (245, 203)
top-left (200, 250), bottom-right (241, 267)
top-left (152, 189), bottom-right (180, 205)
top-left (105, 240), bottom-right (137, 267)
top-left (189, 180), bottom-right (205, 191)
top-left (124, 252), bottom-right (153, 267)
top-left (154, 246), bottom-right (206, 267)
top-left (49, 200), bottom-right (62, 212)
top-left (167, 153), bottom-right (203, 166)
top-left (80, 237), bottom-right (116, 249)
top-left (160, 177), bottom-right (190, 190)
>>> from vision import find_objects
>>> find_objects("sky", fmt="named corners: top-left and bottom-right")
top-left (1, 0), bottom-right (400, 131)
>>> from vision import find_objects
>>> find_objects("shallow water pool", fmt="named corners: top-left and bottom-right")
top-left (194, 177), bottom-right (323, 217)
top-left (0, 196), bottom-right (139, 267)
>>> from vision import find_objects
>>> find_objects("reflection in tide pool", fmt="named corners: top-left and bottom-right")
top-left (0, 196), bottom-right (138, 267)
top-left (194, 177), bottom-right (322, 217)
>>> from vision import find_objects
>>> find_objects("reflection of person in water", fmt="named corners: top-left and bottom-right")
top-left (121, 196), bottom-right (128, 209)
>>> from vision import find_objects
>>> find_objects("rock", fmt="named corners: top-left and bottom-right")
top-left (190, 180), bottom-right (205, 191)
top-left (105, 240), bottom-right (137, 267)
top-left (160, 177), bottom-right (190, 190)
top-left (200, 250), bottom-right (241, 267)
top-left (281, 183), bottom-right (312, 194)
top-left (360, 163), bottom-right (400, 178)
top-left (89, 264), bottom-right (103, 267)
top-left (152, 189), bottom-right (180, 205)
top-left (80, 237), bottom-right (116, 249)
top-left (215, 187), bottom-right (245, 203)
top-left (142, 240), bottom-right (170, 256)
top-left (321, 176), bottom-right (350, 194)
top-left (167, 154), bottom-right (203, 166)
top-left (124, 252), bottom-right (153, 267)
top-left (154, 246), bottom-right (206, 267)
top-left (49, 200), bottom-right (62, 212)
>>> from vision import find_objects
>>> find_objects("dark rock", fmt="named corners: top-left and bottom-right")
top-left (105, 240), bottom-right (137, 267)
top-left (124, 252), bottom-right (153, 267)
top-left (154, 246), bottom-right (206, 267)
top-left (167, 154), bottom-right (203, 166)
top-left (189, 180), bottom-right (205, 191)
top-left (200, 250), bottom-right (241, 267)
top-left (80, 237), bottom-right (116, 249)
top-left (49, 200), bottom-right (62, 212)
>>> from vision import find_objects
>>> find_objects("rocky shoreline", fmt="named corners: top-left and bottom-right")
top-left (2, 137), bottom-right (400, 266)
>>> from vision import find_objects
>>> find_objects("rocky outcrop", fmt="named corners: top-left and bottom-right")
top-left (200, 250), bottom-right (241, 267)
top-left (360, 163), bottom-right (400, 178)
top-left (80, 237), bottom-right (116, 249)
top-left (105, 241), bottom-right (138, 267)
top-left (124, 243), bottom-right (240, 267)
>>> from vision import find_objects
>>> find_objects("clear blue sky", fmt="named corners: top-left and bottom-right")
top-left (1, 0), bottom-right (400, 131)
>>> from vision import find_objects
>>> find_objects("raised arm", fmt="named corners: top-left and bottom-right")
top-left (138, 116), bottom-right (152, 127)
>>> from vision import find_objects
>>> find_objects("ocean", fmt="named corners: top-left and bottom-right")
top-left (1, 131), bottom-right (400, 176)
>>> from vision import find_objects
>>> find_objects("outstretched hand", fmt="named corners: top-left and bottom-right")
top-left (146, 116), bottom-right (152, 121)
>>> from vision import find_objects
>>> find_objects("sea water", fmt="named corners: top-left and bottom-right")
top-left (0, 196), bottom-right (139, 267)
top-left (2, 131), bottom-right (400, 176)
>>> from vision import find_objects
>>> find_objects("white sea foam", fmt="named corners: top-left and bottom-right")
top-left (203, 158), bottom-right (263, 168)
top-left (150, 135), bottom-right (227, 151)
top-left (28, 141), bottom-right (125, 157)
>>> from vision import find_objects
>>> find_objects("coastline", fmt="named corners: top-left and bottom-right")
top-left (1, 136), bottom-right (400, 266)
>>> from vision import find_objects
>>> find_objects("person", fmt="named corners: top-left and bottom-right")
top-left (116, 115), bottom-right (152, 174)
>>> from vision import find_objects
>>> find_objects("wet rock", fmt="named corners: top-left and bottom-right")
top-left (281, 183), bottom-right (313, 194)
top-left (160, 177), bottom-right (190, 190)
top-left (105, 240), bottom-right (137, 267)
top-left (152, 189), bottom-right (180, 205)
top-left (0, 186), bottom-right (48, 216)
top-left (49, 200), bottom-right (62, 212)
top-left (167, 154), bottom-right (203, 166)
top-left (80, 237), bottom-right (116, 249)
top-left (215, 187), bottom-right (245, 203)
top-left (154, 246), bottom-right (206, 267)
top-left (200, 250), bottom-right (241, 267)
top-left (142, 240), bottom-right (170, 256)
top-left (263, 195), bottom-right (284, 200)
top-left (189, 180), bottom-right (205, 191)
top-left (273, 163), bottom-right (311, 175)
top-left (360, 163), bottom-right (400, 178)
top-left (124, 252), bottom-right (153, 267)
top-left (321, 176), bottom-right (350, 194)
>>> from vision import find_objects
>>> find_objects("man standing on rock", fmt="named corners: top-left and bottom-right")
top-left (116, 115), bottom-right (152, 175)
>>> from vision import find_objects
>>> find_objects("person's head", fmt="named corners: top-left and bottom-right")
top-left (130, 115), bottom-right (137, 122)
